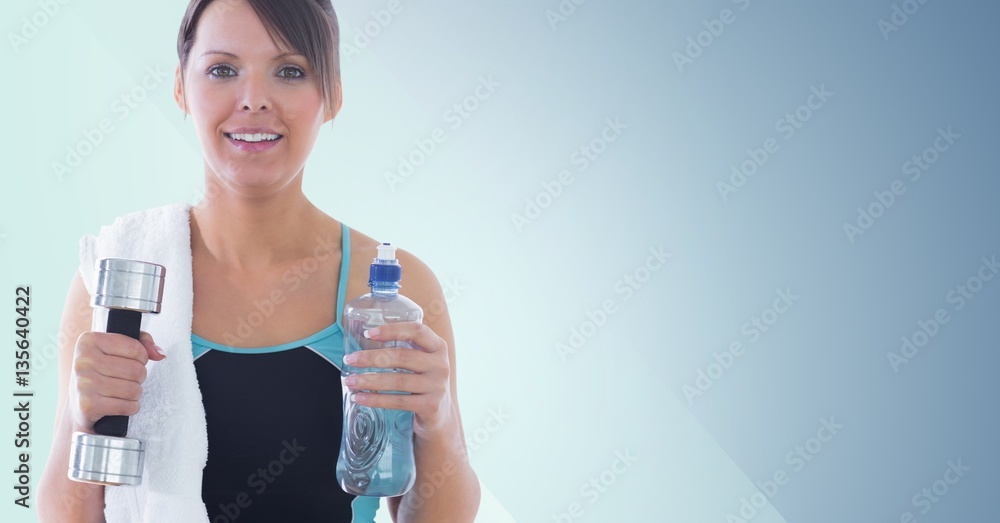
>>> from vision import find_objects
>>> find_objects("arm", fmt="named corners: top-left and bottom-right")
top-left (386, 322), bottom-right (481, 522)
top-left (369, 252), bottom-right (481, 523)
top-left (37, 272), bottom-right (106, 522)
top-left (37, 271), bottom-right (164, 521)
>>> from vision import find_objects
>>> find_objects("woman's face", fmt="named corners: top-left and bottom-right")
top-left (174, 0), bottom-right (332, 197)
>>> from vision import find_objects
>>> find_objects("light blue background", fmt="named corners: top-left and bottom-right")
top-left (2, 0), bottom-right (998, 521)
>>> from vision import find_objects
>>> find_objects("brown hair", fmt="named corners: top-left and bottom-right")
top-left (176, 0), bottom-right (342, 117)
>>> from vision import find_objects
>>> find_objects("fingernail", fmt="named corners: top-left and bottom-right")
top-left (154, 345), bottom-right (167, 357)
top-left (344, 375), bottom-right (357, 386)
top-left (344, 353), bottom-right (358, 365)
top-left (363, 327), bottom-right (380, 339)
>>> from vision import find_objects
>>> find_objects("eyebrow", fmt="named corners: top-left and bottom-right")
top-left (199, 50), bottom-right (303, 60)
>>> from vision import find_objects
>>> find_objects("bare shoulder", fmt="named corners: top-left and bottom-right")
top-left (344, 226), bottom-right (446, 319)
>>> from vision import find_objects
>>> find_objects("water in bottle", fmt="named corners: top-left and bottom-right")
top-left (337, 242), bottom-right (422, 496)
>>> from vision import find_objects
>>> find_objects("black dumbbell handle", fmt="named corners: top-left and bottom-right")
top-left (92, 308), bottom-right (143, 438)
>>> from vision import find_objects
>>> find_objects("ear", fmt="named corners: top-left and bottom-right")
top-left (173, 64), bottom-right (188, 114)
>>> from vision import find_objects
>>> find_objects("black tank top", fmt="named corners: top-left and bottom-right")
top-left (191, 223), bottom-right (379, 522)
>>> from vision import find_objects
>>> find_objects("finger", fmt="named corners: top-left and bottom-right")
top-left (75, 347), bottom-right (147, 384)
top-left (91, 355), bottom-right (148, 383)
top-left (364, 322), bottom-right (446, 353)
top-left (78, 375), bottom-right (144, 402)
top-left (138, 331), bottom-right (167, 361)
top-left (344, 371), bottom-right (434, 394)
top-left (81, 394), bottom-right (141, 420)
top-left (345, 348), bottom-right (433, 372)
top-left (352, 391), bottom-right (433, 412)
top-left (81, 332), bottom-right (149, 365)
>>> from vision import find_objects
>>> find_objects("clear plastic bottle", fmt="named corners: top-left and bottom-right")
top-left (337, 243), bottom-right (422, 497)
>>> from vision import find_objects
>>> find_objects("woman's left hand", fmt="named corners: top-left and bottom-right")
top-left (342, 322), bottom-right (455, 439)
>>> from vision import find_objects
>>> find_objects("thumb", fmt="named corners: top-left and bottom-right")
top-left (138, 331), bottom-right (167, 361)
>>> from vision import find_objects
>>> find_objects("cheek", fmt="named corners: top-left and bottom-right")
top-left (285, 91), bottom-right (326, 126)
top-left (188, 92), bottom-right (229, 140)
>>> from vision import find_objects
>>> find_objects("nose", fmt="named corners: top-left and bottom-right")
top-left (239, 72), bottom-right (272, 112)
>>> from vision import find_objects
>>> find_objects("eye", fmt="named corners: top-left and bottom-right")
top-left (278, 66), bottom-right (306, 80)
top-left (208, 64), bottom-right (236, 78)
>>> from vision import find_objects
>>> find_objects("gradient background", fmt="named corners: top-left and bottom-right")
top-left (2, 0), bottom-right (998, 521)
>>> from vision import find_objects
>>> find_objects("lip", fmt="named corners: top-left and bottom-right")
top-left (224, 128), bottom-right (283, 153)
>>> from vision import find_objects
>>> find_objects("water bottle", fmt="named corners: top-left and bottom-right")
top-left (337, 242), bottom-right (422, 496)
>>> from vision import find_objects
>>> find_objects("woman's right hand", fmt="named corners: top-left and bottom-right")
top-left (68, 331), bottom-right (166, 433)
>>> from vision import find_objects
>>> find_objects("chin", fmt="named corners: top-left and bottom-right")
top-left (208, 163), bottom-right (296, 196)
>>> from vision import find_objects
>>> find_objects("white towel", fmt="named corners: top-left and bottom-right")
top-left (78, 202), bottom-right (210, 522)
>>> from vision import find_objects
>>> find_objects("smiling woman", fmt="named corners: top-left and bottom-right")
top-left (174, 0), bottom-right (336, 195)
top-left (36, 1), bottom-right (481, 522)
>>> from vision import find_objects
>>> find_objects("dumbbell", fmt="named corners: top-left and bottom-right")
top-left (68, 258), bottom-right (165, 486)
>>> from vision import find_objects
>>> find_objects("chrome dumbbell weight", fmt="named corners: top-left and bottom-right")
top-left (68, 258), bottom-right (165, 486)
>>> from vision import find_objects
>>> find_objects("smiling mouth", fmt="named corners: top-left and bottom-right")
top-left (224, 132), bottom-right (283, 143)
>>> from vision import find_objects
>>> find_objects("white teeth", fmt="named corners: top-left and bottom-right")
top-left (228, 132), bottom-right (280, 142)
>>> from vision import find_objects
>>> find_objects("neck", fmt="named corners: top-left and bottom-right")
top-left (190, 172), bottom-right (325, 272)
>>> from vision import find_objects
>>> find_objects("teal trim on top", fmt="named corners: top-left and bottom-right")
top-left (192, 342), bottom-right (211, 361)
top-left (336, 220), bottom-right (351, 328)
top-left (192, 221), bottom-right (352, 356)
top-left (191, 322), bottom-right (341, 354)
top-left (351, 495), bottom-right (380, 522)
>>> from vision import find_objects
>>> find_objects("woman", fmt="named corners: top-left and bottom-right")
top-left (37, 0), bottom-right (481, 521)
